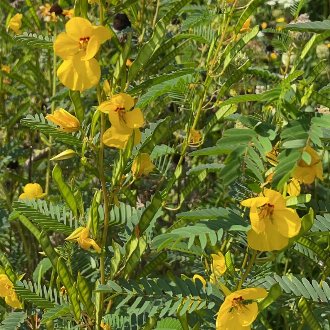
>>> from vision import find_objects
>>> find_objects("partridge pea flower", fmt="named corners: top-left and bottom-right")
top-left (216, 287), bottom-right (267, 330)
top-left (8, 13), bottom-right (22, 34)
top-left (46, 108), bottom-right (80, 132)
top-left (0, 274), bottom-right (21, 309)
top-left (66, 227), bottom-right (101, 253)
top-left (98, 93), bottom-right (144, 149)
top-left (211, 252), bottom-right (227, 277)
top-left (292, 146), bottom-right (323, 184)
top-left (19, 183), bottom-right (45, 200)
top-left (131, 153), bottom-right (155, 178)
top-left (241, 189), bottom-right (301, 251)
top-left (54, 17), bottom-right (111, 91)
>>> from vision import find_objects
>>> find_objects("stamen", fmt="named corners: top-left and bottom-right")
top-left (79, 36), bottom-right (90, 49)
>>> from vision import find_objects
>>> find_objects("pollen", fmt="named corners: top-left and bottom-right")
top-left (231, 296), bottom-right (244, 309)
top-left (258, 203), bottom-right (274, 219)
top-left (79, 36), bottom-right (90, 49)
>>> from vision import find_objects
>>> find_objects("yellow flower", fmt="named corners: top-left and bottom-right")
top-left (0, 274), bottom-right (21, 309)
top-left (39, 4), bottom-right (57, 22)
top-left (8, 13), bottom-right (22, 34)
top-left (46, 108), bottom-right (80, 133)
top-left (131, 153), bottom-right (155, 178)
top-left (1, 65), bottom-right (10, 73)
top-left (193, 274), bottom-right (206, 289)
top-left (65, 227), bottom-right (101, 253)
top-left (216, 287), bottom-right (267, 330)
top-left (292, 146), bottom-right (323, 184)
top-left (240, 17), bottom-right (251, 32)
top-left (241, 189), bottom-right (301, 251)
top-left (99, 93), bottom-right (144, 149)
top-left (54, 17), bottom-right (111, 91)
top-left (19, 183), bottom-right (45, 200)
top-left (261, 22), bottom-right (268, 30)
top-left (62, 9), bottom-right (74, 19)
top-left (211, 252), bottom-right (227, 277)
top-left (287, 178), bottom-right (300, 196)
top-left (189, 128), bottom-right (203, 147)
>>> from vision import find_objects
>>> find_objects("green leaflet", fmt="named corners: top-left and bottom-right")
top-left (13, 33), bottom-right (53, 49)
top-left (13, 201), bottom-right (73, 235)
top-left (52, 164), bottom-right (78, 217)
top-left (25, 0), bottom-right (41, 29)
top-left (138, 251), bottom-right (167, 278)
top-left (40, 304), bottom-right (71, 324)
top-left (284, 20), bottom-right (330, 32)
top-left (69, 91), bottom-right (85, 123)
top-left (234, 0), bottom-right (263, 34)
top-left (39, 231), bottom-right (59, 268)
top-left (57, 258), bottom-right (81, 320)
top-left (122, 236), bottom-right (147, 278)
top-left (298, 297), bottom-right (322, 330)
top-left (127, 0), bottom-right (191, 82)
top-left (14, 282), bottom-right (55, 309)
top-left (77, 273), bottom-right (94, 317)
top-left (0, 311), bottom-right (26, 330)
top-left (138, 192), bottom-right (162, 235)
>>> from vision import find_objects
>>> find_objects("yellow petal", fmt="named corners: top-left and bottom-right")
top-left (102, 126), bottom-right (132, 149)
top-left (5, 293), bottom-right (22, 309)
top-left (82, 35), bottom-right (100, 60)
top-left (100, 93), bottom-right (135, 113)
top-left (211, 252), bottom-right (227, 277)
top-left (124, 108), bottom-right (144, 129)
top-left (131, 153), bottom-right (155, 178)
top-left (46, 108), bottom-right (80, 132)
top-left (54, 32), bottom-right (80, 60)
top-left (8, 13), bottom-right (22, 34)
top-left (19, 183), bottom-right (44, 200)
top-left (272, 208), bottom-right (301, 238)
top-left (241, 196), bottom-right (268, 208)
top-left (92, 26), bottom-right (112, 44)
top-left (57, 57), bottom-right (100, 92)
top-left (50, 149), bottom-right (76, 161)
top-left (133, 129), bottom-right (141, 146)
top-left (263, 189), bottom-right (286, 209)
top-left (247, 228), bottom-right (288, 251)
top-left (236, 302), bottom-right (258, 327)
top-left (65, 227), bottom-right (85, 241)
top-left (0, 275), bottom-right (13, 297)
top-left (193, 274), bottom-right (206, 289)
top-left (287, 178), bottom-right (301, 196)
top-left (65, 17), bottom-right (92, 40)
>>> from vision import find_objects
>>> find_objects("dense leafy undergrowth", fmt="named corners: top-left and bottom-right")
top-left (1, 0), bottom-right (330, 329)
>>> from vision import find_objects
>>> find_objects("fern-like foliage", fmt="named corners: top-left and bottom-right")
top-left (97, 276), bottom-right (220, 319)
top-left (253, 274), bottom-right (330, 303)
top-left (13, 32), bottom-right (53, 49)
top-left (13, 200), bottom-right (75, 235)
top-left (0, 311), bottom-right (26, 330)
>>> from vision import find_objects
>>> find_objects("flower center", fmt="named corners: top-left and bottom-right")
top-left (115, 107), bottom-right (127, 125)
top-left (231, 296), bottom-right (244, 310)
top-left (79, 37), bottom-right (90, 50)
top-left (258, 203), bottom-right (274, 219)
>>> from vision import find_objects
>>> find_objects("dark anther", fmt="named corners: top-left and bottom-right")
top-left (113, 13), bottom-right (131, 31)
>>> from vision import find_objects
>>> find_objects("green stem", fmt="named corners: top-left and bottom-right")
top-left (236, 250), bottom-right (257, 290)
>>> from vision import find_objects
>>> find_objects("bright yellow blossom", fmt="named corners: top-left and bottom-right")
top-left (54, 17), bottom-right (111, 91)
top-left (8, 13), bottom-right (22, 34)
top-left (0, 274), bottom-right (21, 309)
top-left (287, 178), bottom-right (301, 196)
top-left (189, 128), bottom-right (203, 147)
top-left (62, 9), bottom-right (74, 19)
top-left (241, 189), bottom-right (301, 251)
top-left (216, 287), bottom-right (267, 330)
top-left (131, 153), bottom-right (155, 178)
top-left (211, 252), bottom-right (227, 277)
top-left (1, 65), bottom-right (10, 73)
top-left (292, 146), bottom-right (323, 184)
top-left (98, 93), bottom-right (144, 149)
top-left (46, 108), bottom-right (80, 133)
top-left (19, 183), bottom-right (45, 200)
top-left (65, 227), bottom-right (101, 253)
top-left (240, 17), bottom-right (251, 32)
